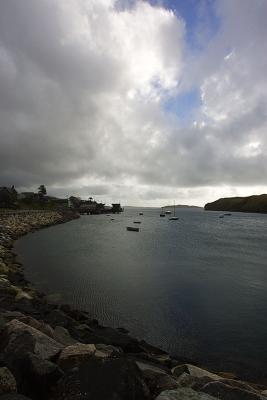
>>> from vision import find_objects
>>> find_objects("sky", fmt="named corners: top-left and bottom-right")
top-left (0, 0), bottom-right (267, 206)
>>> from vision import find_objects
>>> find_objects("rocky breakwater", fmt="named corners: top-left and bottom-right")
top-left (0, 212), bottom-right (267, 399)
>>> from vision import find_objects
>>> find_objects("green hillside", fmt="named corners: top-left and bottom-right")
top-left (205, 194), bottom-right (267, 213)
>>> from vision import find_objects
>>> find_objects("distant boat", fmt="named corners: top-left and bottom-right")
top-left (127, 226), bottom-right (139, 232)
top-left (169, 201), bottom-right (179, 221)
top-left (224, 213), bottom-right (232, 216)
top-left (219, 215), bottom-right (224, 218)
top-left (160, 207), bottom-right (165, 217)
top-left (165, 210), bottom-right (171, 214)
top-left (139, 212), bottom-right (143, 215)
top-left (133, 221), bottom-right (141, 224)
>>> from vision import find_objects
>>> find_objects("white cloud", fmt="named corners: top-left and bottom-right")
top-left (0, 0), bottom-right (267, 206)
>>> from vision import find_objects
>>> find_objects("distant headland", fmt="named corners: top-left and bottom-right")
top-left (163, 204), bottom-right (203, 209)
top-left (205, 194), bottom-right (267, 214)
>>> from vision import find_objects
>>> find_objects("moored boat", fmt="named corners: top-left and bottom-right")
top-left (169, 201), bottom-right (179, 221)
top-left (126, 226), bottom-right (140, 232)
top-left (160, 207), bottom-right (165, 217)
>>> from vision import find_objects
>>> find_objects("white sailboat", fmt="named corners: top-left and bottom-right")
top-left (169, 201), bottom-right (179, 220)
top-left (160, 207), bottom-right (165, 217)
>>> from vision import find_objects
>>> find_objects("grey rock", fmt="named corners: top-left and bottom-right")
top-left (19, 353), bottom-right (63, 399)
top-left (156, 388), bottom-right (217, 399)
top-left (54, 357), bottom-right (150, 400)
top-left (177, 373), bottom-right (213, 390)
top-left (57, 343), bottom-right (96, 370)
top-left (45, 309), bottom-right (75, 328)
top-left (95, 343), bottom-right (122, 358)
top-left (1, 319), bottom-right (63, 361)
top-left (0, 368), bottom-right (17, 395)
top-left (201, 381), bottom-right (265, 400)
top-left (0, 395), bottom-right (32, 400)
top-left (172, 365), bottom-right (222, 381)
top-left (142, 369), bottom-right (179, 397)
top-left (53, 326), bottom-right (78, 346)
top-left (16, 315), bottom-right (54, 338)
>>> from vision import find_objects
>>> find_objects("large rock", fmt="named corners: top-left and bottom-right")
top-left (201, 381), bottom-right (266, 400)
top-left (172, 365), bottom-right (221, 381)
top-left (0, 395), bottom-right (32, 400)
top-left (1, 319), bottom-right (63, 361)
top-left (156, 388), bottom-right (218, 399)
top-left (16, 316), bottom-right (54, 338)
top-left (94, 343), bottom-right (122, 359)
top-left (18, 353), bottom-right (63, 400)
top-left (142, 369), bottom-right (179, 397)
top-left (57, 343), bottom-right (96, 370)
top-left (44, 309), bottom-right (76, 329)
top-left (53, 357), bottom-right (150, 400)
top-left (53, 326), bottom-right (77, 346)
top-left (0, 368), bottom-right (17, 395)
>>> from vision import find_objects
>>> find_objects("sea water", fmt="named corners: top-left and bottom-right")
top-left (15, 207), bottom-right (267, 376)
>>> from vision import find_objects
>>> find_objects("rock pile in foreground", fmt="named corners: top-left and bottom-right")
top-left (0, 211), bottom-right (266, 399)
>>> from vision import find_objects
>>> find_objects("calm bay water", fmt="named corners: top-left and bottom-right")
top-left (15, 208), bottom-right (267, 376)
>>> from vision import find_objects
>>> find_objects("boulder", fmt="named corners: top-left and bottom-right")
top-left (44, 309), bottom-right (76, 329)
top-left (57, 343), bottom-right (96, 370)
top-left (16, 316), bottom-right (54, 338)
top-left (15, 292), bottom-right (32, 302)
top-left (95, 343), bottom-right (122, 359)
top-left (82, 325), bottom-right (143, 352)
top-left (172, 365), bottom-right (221, 381)
top-left (0, 368), bottom-right (17, 395)
top-left (0, 395), bottom-right (32, 400)
top-left (201, 381), bottom-right (265, 400)
top-left (1, 319), bottom-right (63, 361)
top-left (53, 357), bottom-right (150, 400)
top-left (18, 353), bottom-right (63, 400)
top-left (156, 388), bottom-right (218, 399)
top-left (53, 326), bottom-right (77, 346)
top-left (176, 373), bottom-right (214, 390)
top-left (142, 369), bottom-right (179, 397)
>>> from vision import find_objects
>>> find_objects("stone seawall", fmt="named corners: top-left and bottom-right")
top-left (0, 211), bottom-right (266, 400)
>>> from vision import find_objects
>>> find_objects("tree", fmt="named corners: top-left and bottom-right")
top-left (69, 196), bottom-right (81, 208)
top-left (38, 185), bottom-right (47, 196)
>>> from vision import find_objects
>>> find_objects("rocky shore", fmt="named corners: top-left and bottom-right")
top-left (0, 211), bottom-right (266, 399)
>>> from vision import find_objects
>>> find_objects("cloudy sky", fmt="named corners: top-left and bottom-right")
top-left (0, 0), bottom-right (266, 206)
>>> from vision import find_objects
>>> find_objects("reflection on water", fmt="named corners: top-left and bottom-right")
top-left (16, 207), bottom-right (267, 376)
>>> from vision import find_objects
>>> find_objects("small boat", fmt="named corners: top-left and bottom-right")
top-left (169, 201), bottom-right (179, 221)
top-left (126, 226), bottom-right (139, 232)
top-left (160, 207), bottom-right (165, 217)
top-left (165, 210), bottom-right (171, 214)
top-left (139, 212), bottom-right (143, 215)
top-left (133, 221), bottom-right (141, 224)
top-left (224, 213), bottom-right (232, 216)
top-left (219, 215), bottom-right (224, 218)
top-left (110, 218), bottom-right (115, 221)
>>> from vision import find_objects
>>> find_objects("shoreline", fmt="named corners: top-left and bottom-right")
top-left (0, 210), bottom-right (266, 399)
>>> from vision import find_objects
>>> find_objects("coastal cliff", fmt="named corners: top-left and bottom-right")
top-left (0, 211), bottom-right (266, 399)
top-left (205, 194), bottom-right (267, 213)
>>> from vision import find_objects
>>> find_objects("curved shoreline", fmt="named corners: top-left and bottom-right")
top-left (0, 210), bottom-right (266, 399)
